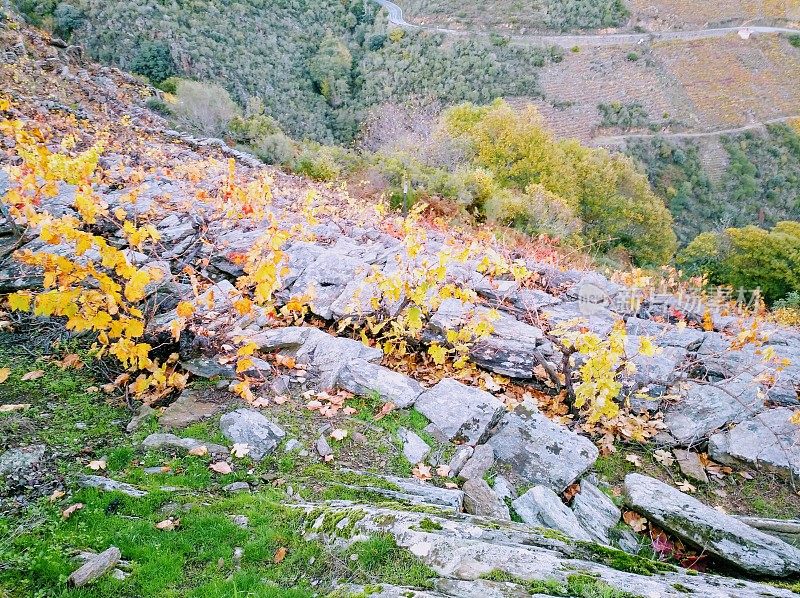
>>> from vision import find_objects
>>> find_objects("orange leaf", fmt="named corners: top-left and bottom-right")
top-left (62, 503), bottom-right (84, 519)
top-left (273, 546), bottom-right (288, 564)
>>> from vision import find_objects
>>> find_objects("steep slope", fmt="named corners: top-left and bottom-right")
top-left (2, 15), bottom-right (800, 598)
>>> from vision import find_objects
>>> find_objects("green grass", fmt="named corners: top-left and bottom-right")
top-left (478, 569), bottom-right (642, 597)
top-left (345, 534), bottom-right (437, 589)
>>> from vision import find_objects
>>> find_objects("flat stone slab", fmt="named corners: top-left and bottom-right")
top-left (512, 486), bottom-right (592, 541)
top-left (415, 379), bottom-right (504, 446)
top-left (463, 478), bottom-right (511, 521)
top-left (487, 404), bottom-right (598, 493)
top-left (77, 475), bottom-right (148, 497)
top-left (624, 473), bottom-right (800, 577)
top-left (571, 480), bottom-right (621, 544)
top-left (219, 409), bottom-right (285, 461)
top-left (664, 375), bottom-right (765, 444)
top-left (399, 428), bottom-right (431, 464)
top-left (0, 444), bottom-right (45, 477)
top-left (337, 359), bottom-right (423, 408)
top-left (709, 408), bottom-right (800, 478)
top-left (159, 389), bottom-right (226, 429)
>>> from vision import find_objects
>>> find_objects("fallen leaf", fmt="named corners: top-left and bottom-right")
top-left (209, 461), bottom-right (232, 474)
top-left (625, 454), bottom-right (643, 468)
top-left (20, 370), bottom-right (45, 381)
top-left (87, 459), bottom-right (107, 471)
top-left (273, 546), bottom-right (287, 563)
top-left (49, 489), bottom-right (65, 502)
top-left (306, 400), bottom-right (323, 411)
top-left (323, 454), bottom-right (334, 463)
top-left (342, 406), bottom-right (357, 415)
top-left (330, 429), bottom-right (348, 441)
top-left (273, 395), bottom-right (289, 405)
top-left (187, 445), bottom-right (208, 457)
top-left (156, 518), bottom-right (179, 530)
top-left (0, 368), bottom-right (10, 383)
top-left (677, 479), bottom-right (697, 493)
top-left (275, 354), bottom-right (296, 369)
top-left (231, 443), bottom-right (250, 458)
top-left (62, 503), bottom-right (84, 519)
top-left (481, 372), bottom-right (502, 392)
top-left (0, 403), bottom-right (30, 413)
top-left (436, 464), bottom-right (451, 477)
top-left (653, 449), bottom-right (675, 467)
top-left (412, 463), bottom-right (432, 481)
top-left (623, 510), bottom-right (647, 532)
top-left (58, 353), bottom-right (83, 369)
top-left (444, 482), bottom-right (459, 489)
top-left (374, 402), bottom-right (395, 421)
top-left (252, 397), bottom-right (270, 408)
top-left (563, 483), bottom-right (581, 502)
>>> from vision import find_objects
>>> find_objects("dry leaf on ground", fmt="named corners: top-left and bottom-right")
top-left (209, 461), bottom-right (232, 474)
top-left (21, 370), bottom-right (45, 381)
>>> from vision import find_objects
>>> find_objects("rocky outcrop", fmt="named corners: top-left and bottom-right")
top-left (512, 486), bottom-right (593, 541)
top-left (487, 403), bottom-right (598, 492)
top-left (415, 379), bottom-right (505, 446)
top-left (219, 409), bottom-right (286, 460)
top-left (306, 502), bottom-right (797, 597)
top-left (624, 473), bottom-right (800, 576)
top-left (709, 408), bottom-right (800, 478)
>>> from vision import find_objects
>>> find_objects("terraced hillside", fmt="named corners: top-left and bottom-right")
top-left (629, 0), bottom-right (800, 30)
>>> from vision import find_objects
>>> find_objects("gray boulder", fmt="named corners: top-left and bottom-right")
top-left (289, 250), bottom-right (368, 319)
top-left (487, 404), bottom-right (598, 492)
top-left (337, 359), bottom-right (423, 408)
top-left (624, 473), bottom-right (800, 576)
top-left (664, 375), bottom-right (765, 444)
top-left (415, 379), bottom-right (504, 446)
top-left (709, 408), bottom-right (800, 478)
top-left (219, 409), bottom-right (285, 460)
top-left (159, 388), bottom-right (225, 429)
top-left (463, 479), bottom-right (511, 520)
top-left (571, 480), bottom-right (621, 544)
top-left (398, 428), bottom-right (430, 464)
top-left (458, 444), bottom-right (494, 481)
top-left (512, 486), bottom-right (592, 541)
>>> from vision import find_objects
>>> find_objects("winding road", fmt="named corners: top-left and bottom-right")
top-left (372, 0), bottom-right (800, 48)
top-left (591, 115), bottom-right (800, 147)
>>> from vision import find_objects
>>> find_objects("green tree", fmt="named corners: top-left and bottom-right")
top-left (130, 41), bottom-right (175, 85)
top-left (308, 34), bottom-right (352, 107)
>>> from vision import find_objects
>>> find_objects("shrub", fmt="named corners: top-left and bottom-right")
top-left (145, 96), bottom-right (171, 116)
top-left (130, 41), bottom-right (176, 85)
top-left (626, 51), bottom-right (639, 62)
top-left (788, 34), bottom-right (800, 48)
top-left (308, 34), bottom-right (352, 106)
top-left (293, 145), bottom-right (343, 181)
top-left (157, 76), bottom-right (181, 95)
top-left (172, 80), bottom-right (239, 138)
top-left (13, 0), bottom-right (57, 26)
top-left (678, 222), bottom-right (800, 303)
top-left (598, 101), bottom-right (649, 130)
top-left (254, 133), bottom-right (295, 165)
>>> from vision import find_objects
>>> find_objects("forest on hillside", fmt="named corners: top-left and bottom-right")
top-left (20, 0), bottom-right (557, 144)
top-left (627, 124), bottom-right (800, 245)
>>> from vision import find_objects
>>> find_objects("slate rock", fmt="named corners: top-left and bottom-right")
top-left (415, 379), bottom-right (505, 446)
top-left (289, 251), bottom-right (368, 319)
top-left (159, 388), bottom-right (225, 429)
top-left (571, 480), bottom-right (621, 544)
top-left (672, 449), bottom-right (709, 484)
top-left (447, 445), bottom-right (474, 477)
top-left (487, 403), bottom-right (598, 492)
top-left (179, 357), bottom-right (236, 380)
top-left (624, 473), bottom-right (800, 576)
top-left (709, 408), bottom-right (800, 478)
top-left (296, 331), bottom-right (383, 389)
top-left (315, 436), bottom-right (333, 458)
top-left (664, 375), bottom-right (765, 444)
top-left (458, 444), bottom-right (494, 481)
top-left (462, 478), bottom-right (511, 520)
top-left (223, 481), bottom-right (251, 493)
top-left (337, 359), bottom-right (423, 408)
top-left (141, 433), bottom-right (228, 456)
top-left (0, 444), bottom-right (45, 477)
top-left (219, 409), bottom-right (285, 461)
top-left (541, 300), bottom-right (619, 337)
top-left (398, 428), bottom-right (430, 464)
top-left (512, 486), bottom-right (592, 541)
top-left (78, 475), bottom-right (148, 497)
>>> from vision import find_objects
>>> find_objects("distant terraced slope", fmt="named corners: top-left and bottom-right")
top-left (629, 0), bottom-right (800, 30)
